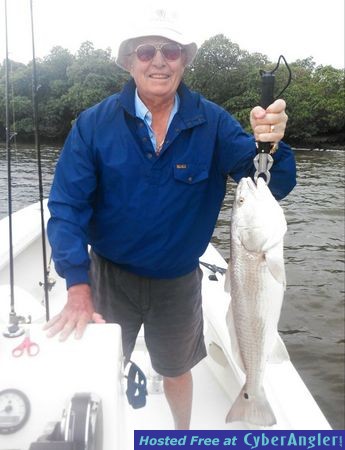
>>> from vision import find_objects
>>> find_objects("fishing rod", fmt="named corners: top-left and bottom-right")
top-left (30, 0), bottom-right (50, 321)
top-left (4, 0), bottom-right (16, 329)
top-left (3, 0), bottom-right (31, 337)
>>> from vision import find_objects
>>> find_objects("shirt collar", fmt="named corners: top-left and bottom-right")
top-left (135, 89), bottom-right (180, 127)
top-left (135, 89), bottom-right (150, 122)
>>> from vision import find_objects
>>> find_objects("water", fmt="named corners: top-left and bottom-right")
top-left (0, 144), bottom-right (59, 214)
top-left (0, 144), bottom-right (344, 429)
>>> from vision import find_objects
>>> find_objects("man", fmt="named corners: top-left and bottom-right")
top-left (45, 10), bottom-right (296, 429)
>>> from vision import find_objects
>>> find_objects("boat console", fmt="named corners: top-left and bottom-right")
top-left (0, 323), bottom-right (124, 450)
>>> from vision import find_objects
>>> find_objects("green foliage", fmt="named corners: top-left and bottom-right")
top-left (0, 42), bottom-right (130, 140)
top-left (185, 34), bottom-right (269, 132)
top-left (63, 41), bottom-right (128, 116)
top-left (282, 60), bottom-right (345, 144)
top-left (0, 38), bottom-right (343, 145)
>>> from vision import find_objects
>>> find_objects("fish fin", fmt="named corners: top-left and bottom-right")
top-left (226, 386), bottom-right (276, 426)
top-left (224, 265), bottom-right (231, 293)
top-left (208, 341), bottom-right (229, 367)
top-left (269, 335), bottom-right (290, 363)
top-left (265, 245), bottom-right (286, 288)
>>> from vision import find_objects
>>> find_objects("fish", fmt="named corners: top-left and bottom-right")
top-left (224, 177), bottom-right (290, 426)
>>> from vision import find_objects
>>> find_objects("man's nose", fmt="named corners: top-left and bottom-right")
top-left (151, 49), bottom-right (166, 66)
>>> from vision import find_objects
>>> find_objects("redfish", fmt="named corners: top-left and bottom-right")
top-left (225, 177), bottom-right (289, 426)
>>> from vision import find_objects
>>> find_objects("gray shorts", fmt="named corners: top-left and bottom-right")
top-left (89, 251), bottom-right (207, 377)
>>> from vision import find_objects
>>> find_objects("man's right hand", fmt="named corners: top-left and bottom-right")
top-left (43, 283), bottom-right (105, 341)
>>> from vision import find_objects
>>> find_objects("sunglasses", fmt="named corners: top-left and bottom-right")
top-left (131, 43), bottom-right (183, 62)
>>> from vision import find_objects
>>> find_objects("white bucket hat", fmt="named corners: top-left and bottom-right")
top-left (116, 9), bottom-right (198, 71)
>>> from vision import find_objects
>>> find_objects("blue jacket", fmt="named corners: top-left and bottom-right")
top-left (48, 79), bottom-right (296, 288)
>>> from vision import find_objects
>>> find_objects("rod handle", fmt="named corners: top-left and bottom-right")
top-left (258, 72), bottom-right (275, 154)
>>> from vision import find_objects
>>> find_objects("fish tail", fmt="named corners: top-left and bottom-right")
top-left (226, 386), bottom-right (276, 426)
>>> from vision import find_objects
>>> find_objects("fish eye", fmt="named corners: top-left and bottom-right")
top-left (238, 197), bottom-right (245, 204)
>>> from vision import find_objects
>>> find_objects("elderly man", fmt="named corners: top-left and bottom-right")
top-left (46, 10), bottom-right (296, 429)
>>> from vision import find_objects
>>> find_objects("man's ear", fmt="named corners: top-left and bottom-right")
top-left (181, 51), bottom-right (188, 68)
top-left (125, 55), bottom-right (134, 73)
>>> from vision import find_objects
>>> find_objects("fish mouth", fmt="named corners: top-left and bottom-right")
top-left (238, 177), bottom-right (256, 189)
top-left (236, 177), bottom-right (257, 199)
top-left (236, 177), bottom-right (269, 202)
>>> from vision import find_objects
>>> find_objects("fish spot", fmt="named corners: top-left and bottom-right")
top-left (239, 197), bottom-right (245, 204)
top-left (244, 393), bottom-right (249, 400)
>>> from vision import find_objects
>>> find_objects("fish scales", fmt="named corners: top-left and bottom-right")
top-left (225, 177), bottom-right (290, 427)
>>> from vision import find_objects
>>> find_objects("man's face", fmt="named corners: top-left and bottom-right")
top-left (128, 36), bottom-right (187, 103)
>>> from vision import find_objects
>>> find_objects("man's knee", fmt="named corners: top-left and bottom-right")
top-left (163, 371), bottom-right (192, 386)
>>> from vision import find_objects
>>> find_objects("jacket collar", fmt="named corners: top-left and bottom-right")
top-left (118, 78), bottom-right (206, 129)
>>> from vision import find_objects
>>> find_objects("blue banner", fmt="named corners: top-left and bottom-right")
top-left (135, 430), bottom-right (344, 450)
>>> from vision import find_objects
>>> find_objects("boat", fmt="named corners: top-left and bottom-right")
top-left (0, 200), bottom-right (331, 449)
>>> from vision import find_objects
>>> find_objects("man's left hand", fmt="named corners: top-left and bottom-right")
top-left (250, 99), bottom-right (288, 144)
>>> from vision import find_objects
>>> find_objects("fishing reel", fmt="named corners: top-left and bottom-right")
top-left (29, 393), bottom-right (102, 450)
top-left (2, 312), bottom-right (32, 338)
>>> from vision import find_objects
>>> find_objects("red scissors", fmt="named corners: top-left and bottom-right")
top-left (12, 329), bottom-right (40, 357)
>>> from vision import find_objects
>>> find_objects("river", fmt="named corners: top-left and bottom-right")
top-left (0, 143), bottom-right (344, 429)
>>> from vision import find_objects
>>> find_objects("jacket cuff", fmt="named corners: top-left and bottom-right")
top-left (64, 267), bottom-right (90, 289)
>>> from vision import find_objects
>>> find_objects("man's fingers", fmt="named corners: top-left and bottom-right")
top-left (266, 98), bottom-right (286, 113)
top-left (43, 313), bottom-right (62, 330)
top-left (43, 312), bottom-right (70, 338)
top-left (252, 98), bottom-right (288, 142)
top-left (92, 312), bottom-right (106, 323)
top-left (74, 316), bottom-right (90, 340)
top-left (256, 132), bottom-right (284, 143)
top-left (59, 320), bottom-right (78, 342)
top-left (44, 312), bottom-right (79, 340)
top-left (251, 100), bottom-right (287, 129)
top-left (73, 313), bottom-right (105, 340)
top-left (253, 112), bottom-right (287, 126)
top-left (251, 106), bottom-right (266, 120)
top-left (42, 288), bottom-right (104, 341)
top-left (254, 124), bottom-right (281, 136)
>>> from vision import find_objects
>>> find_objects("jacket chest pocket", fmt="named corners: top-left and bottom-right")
top-left (173, 163), bottom-right (209, 185)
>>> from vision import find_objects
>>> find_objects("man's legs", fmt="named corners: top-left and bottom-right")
top-left (90, 253), bottom-right (204, 429)
top-left (163, 371), bottom-right (193, 430)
